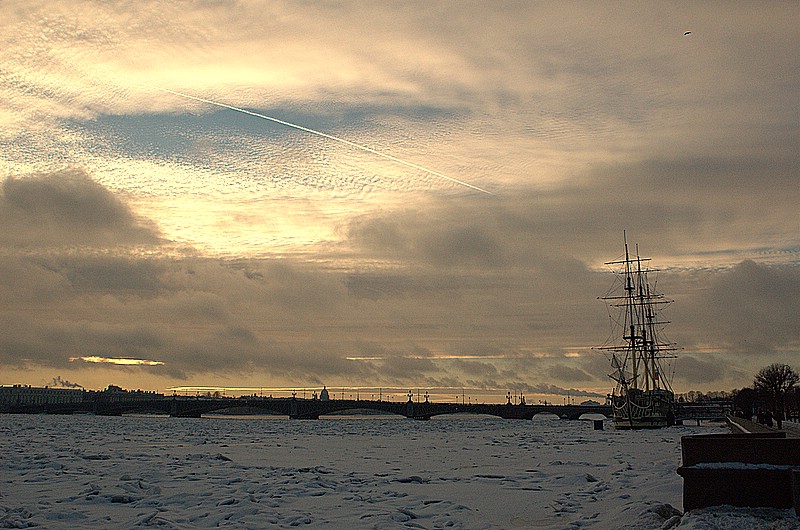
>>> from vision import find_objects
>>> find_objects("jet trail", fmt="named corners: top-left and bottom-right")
top-left (147, 85), bottom-right (493, 195)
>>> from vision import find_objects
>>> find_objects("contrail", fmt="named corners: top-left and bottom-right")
top-left (146, 85), bottom-right (493, 195)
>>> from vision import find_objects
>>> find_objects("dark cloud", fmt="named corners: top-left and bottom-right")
top-left (674, 356), bottom-right (726, 385)
top-left (681, 261), bottom-right (800, 355)
top-left (0, 310), bottom-right (165, 369)
top-left (522, 383), bottom-right (605, 399)
top-left (0, 170), bottom-right (161, 249)
top-left (451, 360), bottom-right (500, 378)
top-left (157, 291), bottom-right (230, 324)
top-left (379, 355), bottom-right (439, 380)
top-left (346, 217), bottom-right (408, 254)
top-left (60, 256), bottom-right (164, 293)
top-left (0, 256), bottom-right (72, 304)
top-left (416, 225), bottom-right (507, 268)
top-left (547, 364), bottom-right (595, 383)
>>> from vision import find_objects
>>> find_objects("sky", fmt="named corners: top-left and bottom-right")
top-left (1, 1), bottom-right (798, 401)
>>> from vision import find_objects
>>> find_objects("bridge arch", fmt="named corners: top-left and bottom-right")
top-left (577, 411), bottom-right (612, 421)
top-left (531, 411), bottom-right (562, 420)
top-left (319, 407), bottom-right (407, 419)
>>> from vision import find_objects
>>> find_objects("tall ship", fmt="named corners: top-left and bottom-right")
top-left (596, 234), bottom-right (678, 429)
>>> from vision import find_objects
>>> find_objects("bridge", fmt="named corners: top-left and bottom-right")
top-left (6, 395), bottom-right (611, 420)
top-left (674, 401), bottom-right (733, 424)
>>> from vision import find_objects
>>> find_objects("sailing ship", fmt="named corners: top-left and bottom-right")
top-left (596, 234), bottom-right (678, 429)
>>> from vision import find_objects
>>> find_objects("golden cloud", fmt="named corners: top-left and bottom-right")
top-left (69, 356), bottom-right (165, 366)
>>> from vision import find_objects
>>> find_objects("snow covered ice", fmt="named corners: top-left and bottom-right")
top-left (1, 413), bottom-right (797, 528)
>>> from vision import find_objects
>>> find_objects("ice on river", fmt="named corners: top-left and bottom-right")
top-left (1, 413), bottom-right (797, 528)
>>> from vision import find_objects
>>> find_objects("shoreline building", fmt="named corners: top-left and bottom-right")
top-left (0, 385), bottom-right (84, 408)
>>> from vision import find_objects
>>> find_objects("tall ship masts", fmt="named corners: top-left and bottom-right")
top-left (596, 233), bottom-right (677, 429)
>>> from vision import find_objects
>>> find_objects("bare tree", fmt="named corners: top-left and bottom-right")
top-left (733, 387), bottom-right (759, 418)
top-left (753, 363), bottom-right (798, 428)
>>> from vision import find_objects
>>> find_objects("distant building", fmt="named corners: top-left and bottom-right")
top-left (0, 385), bottom-right (84, 407)
top-left (97, 385), bottom-right (163, 402)
top-left (319, 386), bottom-right (330, 401)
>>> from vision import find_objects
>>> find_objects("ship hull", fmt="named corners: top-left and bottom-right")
top-left (612, 416), bottom-right (670, 430)
top-left (612, 389), bottom-right (675, 430)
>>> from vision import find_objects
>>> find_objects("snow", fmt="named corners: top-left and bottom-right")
top-left (0, 414), bottom-right (797, 528)
top-left (675, 506), bottom-right (798, 530)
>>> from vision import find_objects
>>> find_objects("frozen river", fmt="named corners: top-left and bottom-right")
top-left (1, 414), bottom-right (796, 528)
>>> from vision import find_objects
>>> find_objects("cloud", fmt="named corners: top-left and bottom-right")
top-left (0, 170), bottom-right (161, 249)
top-left (674, 356), bottom-right (726, 385)
top-left (0, 255), bottom-right (72, 304)
top-left (0, 3), bottom-right (796, 396)
top-left (61, 256), bottom-right (164, 293)
top-left (522, 383), bottom-right (605, 399)
top-left (381, 356), bottom-right (439, 380)
top-left (0, 169), bottom-right (795, 396)
top-left (451, 360), bottom-right (500, 379)
top-left (681, 261), bottom-right (800, 356)
top-left (547, 364), bottom-right (595, 383)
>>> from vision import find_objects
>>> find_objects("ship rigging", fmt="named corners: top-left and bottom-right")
top-left (595, 233), bottom-right (678, 429)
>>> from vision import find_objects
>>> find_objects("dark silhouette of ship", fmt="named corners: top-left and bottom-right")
top-left (596, 233), bottom-right (678, 429)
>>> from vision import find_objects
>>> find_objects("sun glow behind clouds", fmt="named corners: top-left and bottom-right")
top-left (0, 1), bottom-right (796, 395)
top-left (70, 356), bottom-right (165, 366)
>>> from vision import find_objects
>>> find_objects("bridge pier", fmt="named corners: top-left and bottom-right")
top-left (169, 408), bottom-right (202, 418)
top-left (169, 399), bottom-right (203, 418)
top-left (288, 399), bottom-right (323, 419)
